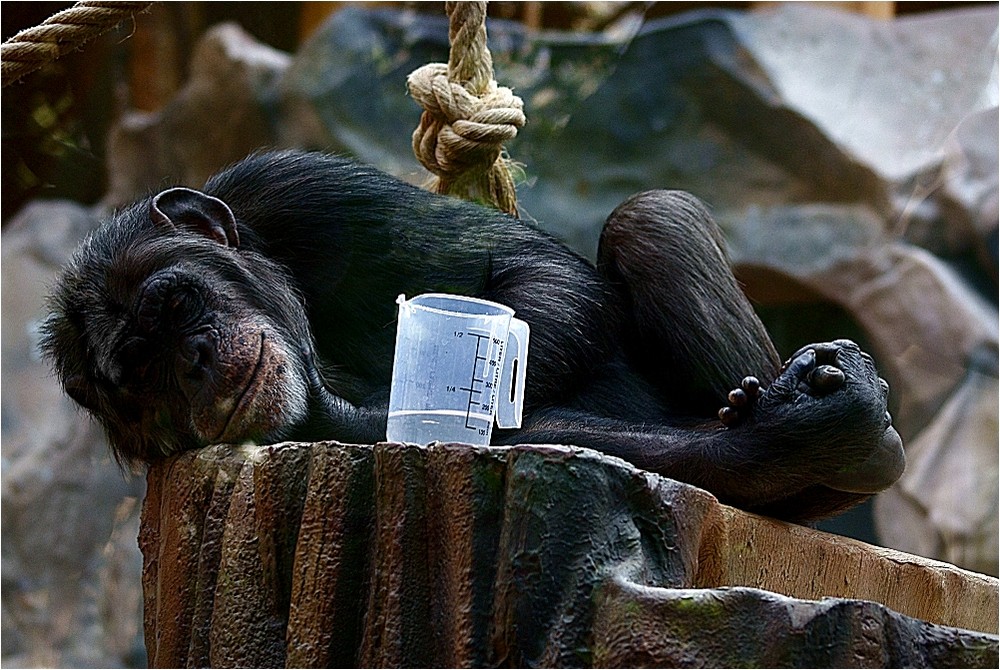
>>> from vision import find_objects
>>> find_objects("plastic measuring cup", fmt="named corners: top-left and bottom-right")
top-left (386, 293), bottom-right (530, 445)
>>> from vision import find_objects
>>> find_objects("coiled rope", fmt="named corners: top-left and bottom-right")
top-left (407, 1), bottom-right (526, 216)
top-left (2, 1), bottom-right (153, 88)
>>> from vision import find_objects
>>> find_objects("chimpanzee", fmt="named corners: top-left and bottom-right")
top-left (42, 150), bottom-right (904, 522)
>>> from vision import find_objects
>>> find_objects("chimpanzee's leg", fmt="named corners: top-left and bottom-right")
top-left (501, 189), bottom-right (904, 522)
top-left (596, 190), bottom-right (780, 417)
top-left (505, 338), bottom-right (903, 522)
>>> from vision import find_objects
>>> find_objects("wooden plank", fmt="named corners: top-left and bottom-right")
top-left (698, 504), bottom-right (998, 634)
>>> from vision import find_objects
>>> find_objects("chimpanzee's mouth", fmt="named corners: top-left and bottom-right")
top-left (214, 331), bottom-right (267, 442)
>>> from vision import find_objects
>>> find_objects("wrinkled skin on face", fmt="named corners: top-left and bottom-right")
top-left (42, 190), bottom-right (312, 465)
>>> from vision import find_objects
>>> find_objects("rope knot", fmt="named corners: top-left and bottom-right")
top-left (406, 1), bottom-right (524, 216)
top-left (407, 62), bottom-right (525, 181)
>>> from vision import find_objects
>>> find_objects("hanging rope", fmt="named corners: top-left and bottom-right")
top-left (2, 1), bottom-right (153, 88)
top-left (407, 1), bottom-right (526, 217)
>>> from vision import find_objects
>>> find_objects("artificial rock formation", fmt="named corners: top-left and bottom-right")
top-left (140, 441), bottom-right (998, 668)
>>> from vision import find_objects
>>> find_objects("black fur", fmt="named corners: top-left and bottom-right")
top-left (42, 150), bottom-right (904, 521)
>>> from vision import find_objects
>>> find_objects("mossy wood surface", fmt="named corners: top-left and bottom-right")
top-left (140, 442), bottom-right (998, 668)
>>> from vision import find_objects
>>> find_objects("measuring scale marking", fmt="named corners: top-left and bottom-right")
top-left (457, 329), bottom-right (505, 432)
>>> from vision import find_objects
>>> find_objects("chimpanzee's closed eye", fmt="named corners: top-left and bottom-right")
top-left (136, 272), bottom-right (206, 335)
top-left (115, 337), bottom-right (157, 389)
top-left (165, 285), bottom-right (204, 330)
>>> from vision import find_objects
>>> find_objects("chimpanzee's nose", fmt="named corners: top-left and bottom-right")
top-left (178, 331), bottom-right (215, 379)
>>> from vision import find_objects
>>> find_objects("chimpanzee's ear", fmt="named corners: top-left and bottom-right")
top-left (150, 187), bottom-right (239, 248)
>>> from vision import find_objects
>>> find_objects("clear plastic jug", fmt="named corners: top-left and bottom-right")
top-left (386, 293), bottom-right (530, 445)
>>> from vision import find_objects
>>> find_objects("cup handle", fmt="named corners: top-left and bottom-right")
top-left (495, 318), bottom-right (529, 429)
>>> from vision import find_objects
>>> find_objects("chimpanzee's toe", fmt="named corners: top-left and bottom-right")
top-left (807, 364), bottom-right (846, 393)
top-left (779, 342), bottom-right (852, 398)
top-left (718, 376), bottom-right (762, 427)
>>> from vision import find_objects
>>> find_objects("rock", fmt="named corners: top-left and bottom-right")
top-left (1, 201), bottom-right (146, 667)
top-left (105, 4), bottom-right (998, 262)
top-left (271, 4), bottom-right (997, 256)
top-left (935, 106), bottom-right (999, 283)
top-left (141, 441), bottom-right (999, 668)
top-left (876, 350), bottom-right (1000, 576)
top-left (593, 582), bottom-right (998, 668)
top-left (732, 6), bottom-right (997, 187)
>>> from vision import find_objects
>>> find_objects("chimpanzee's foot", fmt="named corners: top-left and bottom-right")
top-left (718, 340), bottom-right (856, 428)
top-left (763, 339), bottom-right (905, 493)
top-left (825, 424), bottom-right (904, 493)
top-left (718, 375), bottom-right (762, 427)
top-left (779, 340), bottom-right (849, 396)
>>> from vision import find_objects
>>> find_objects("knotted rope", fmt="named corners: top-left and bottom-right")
top-left (407, 1), bottom-right (526, 216)
top-left (2, 1), bottom-right (153, 88)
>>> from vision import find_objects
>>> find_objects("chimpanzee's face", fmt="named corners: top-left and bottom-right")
top-left (41, 190), bottom-right (312, 466)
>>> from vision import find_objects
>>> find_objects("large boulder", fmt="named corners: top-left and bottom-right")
top-left (104, 22), bottom-right (291, 206)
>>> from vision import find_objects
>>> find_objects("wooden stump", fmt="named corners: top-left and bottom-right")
top-left (140, 442), bottom-right (998, 668)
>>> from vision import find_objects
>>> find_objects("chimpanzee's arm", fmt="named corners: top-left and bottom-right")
top-left (288, 366), bottom-right (389, 445)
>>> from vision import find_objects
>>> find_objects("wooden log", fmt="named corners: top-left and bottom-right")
top-left (140, 442), bottom-right (998, 668)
